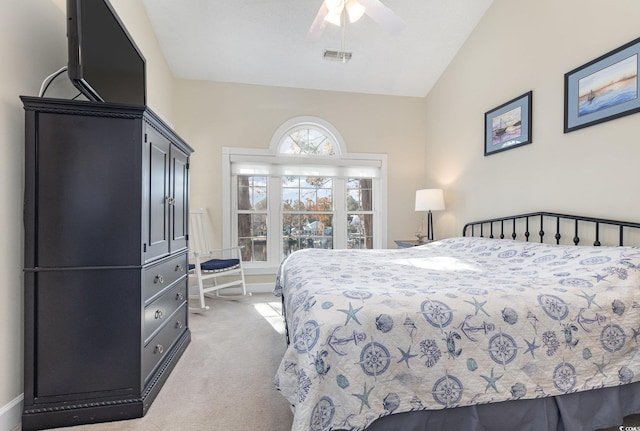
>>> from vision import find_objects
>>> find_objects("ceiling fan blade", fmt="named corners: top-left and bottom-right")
top-left (307, 2), bottom-right (329, 41)
top-left (358, 0), bottom-right (406, 34)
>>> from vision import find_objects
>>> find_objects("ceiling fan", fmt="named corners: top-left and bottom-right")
top-left (307, 0), bottom-right (406, 41)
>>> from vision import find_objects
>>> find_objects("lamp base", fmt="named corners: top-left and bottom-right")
top-left (415, 232), bottom-right (428, 243)
top-left (426, 210), bottom-right (435, 241)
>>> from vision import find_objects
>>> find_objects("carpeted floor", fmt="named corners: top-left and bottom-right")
top-left (32, 293), bottom-right (294, 431)
top-left (14, 292), bottom-right (640, 431)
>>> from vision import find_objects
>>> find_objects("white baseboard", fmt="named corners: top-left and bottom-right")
top-left (0, 394), bottom-right (22, 431)
top-left (193, 283), bottom-right (275, 298)
top-left (248, 282), bottom-right (277, 294)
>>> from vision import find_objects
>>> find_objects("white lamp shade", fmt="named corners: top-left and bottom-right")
top-left (415, 189), bottom-right (445, 212)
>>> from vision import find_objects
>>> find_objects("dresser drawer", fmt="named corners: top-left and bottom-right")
top-left (143, 303), bottom-right (187, 383)
top-left (143, 252), bottom-right (187, 303)
top-left (144, 280), bottom-right (187, 344)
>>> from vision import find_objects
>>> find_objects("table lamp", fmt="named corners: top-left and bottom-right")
top-left (415, 188), bottom-right (445, 242)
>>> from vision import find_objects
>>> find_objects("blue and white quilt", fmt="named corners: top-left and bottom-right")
top-left (274, 237), bottom-right (640, 431)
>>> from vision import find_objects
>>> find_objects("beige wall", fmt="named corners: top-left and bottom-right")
top-left (173, 79), bottom-right (428, 251)
top-left (424, 0), bottom-right (640, 239)
top-left (0, 0), bottom-right (66, 421)
top-left (0, 1), bottom-right (173, 428)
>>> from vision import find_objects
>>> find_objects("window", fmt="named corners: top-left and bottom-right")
top-left (282, 176), bottom-right (334, 256)
top-left (237, 175), bottom-right (268, 262)
top-left (347, 178), bottom-right (373, 250)
top-left (223, 117), bottom-right (387, 274)
top-left (279, 126), bottom-right (337, 156)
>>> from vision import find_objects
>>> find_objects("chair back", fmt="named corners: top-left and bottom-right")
top-left (189, 209), bottom-right (213, 260)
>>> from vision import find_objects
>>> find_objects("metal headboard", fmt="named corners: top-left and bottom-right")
top-left (463, 212), bottom-right (640, 246)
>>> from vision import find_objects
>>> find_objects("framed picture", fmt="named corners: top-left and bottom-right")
top-left (564, 36), bottom-right (640, 133)
top-left (484, 91), bottom-right (532, 156)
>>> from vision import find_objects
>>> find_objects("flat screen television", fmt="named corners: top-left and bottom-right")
top-left (67, 0), bottom-right (146, 105)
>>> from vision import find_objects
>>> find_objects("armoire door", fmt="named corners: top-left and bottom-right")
top-left (143, 124), bottom-right (170, 262)
top-left (170, 146), bottom-right (189, 252)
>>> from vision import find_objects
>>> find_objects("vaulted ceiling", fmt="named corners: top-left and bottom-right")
top-left (142, 0), bottom-right (493, 97)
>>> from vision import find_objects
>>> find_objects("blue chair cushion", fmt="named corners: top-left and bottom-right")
top-left (189, 258), bottom-right (240, 272)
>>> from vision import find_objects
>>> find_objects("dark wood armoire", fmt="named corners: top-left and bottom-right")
top-left (21, 96), bottom-right (193, 430)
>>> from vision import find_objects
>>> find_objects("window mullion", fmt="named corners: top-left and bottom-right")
top-left (334, 178), bottom-right (346, 249)
top-left (268, 176), bottom-right (281, 266)
top-left (230, 175), bottom-right (238, 246)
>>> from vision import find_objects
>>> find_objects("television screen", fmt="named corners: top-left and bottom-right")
top-left (67, 0), bottom-right (146, 105)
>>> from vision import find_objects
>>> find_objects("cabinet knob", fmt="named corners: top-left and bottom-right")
top-left (155, 344), bottom-right (164, 354)
top-left (165, 196), bottom-right (176, 205)
top-left (154, 309), bottom-right (163, 319)
top-left (175, 264), bottom-right (184, 272)
top-left (154, 274), bottom-right (164, 284)
top-left (176, 321), bottom-right (183, 329)
top-left (175, 292), bottom-right (184, 301)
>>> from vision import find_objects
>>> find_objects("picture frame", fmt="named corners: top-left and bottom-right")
top-left (564, 36), bottom-right (640, 133)
top-left (484, 91), bottom-right (532, 156)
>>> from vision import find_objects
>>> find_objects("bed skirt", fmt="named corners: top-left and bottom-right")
top-left (358, 381), bottom-right (640, 431)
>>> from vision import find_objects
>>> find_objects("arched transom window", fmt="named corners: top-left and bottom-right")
top-left (278, 125), bottom-right (338, 156)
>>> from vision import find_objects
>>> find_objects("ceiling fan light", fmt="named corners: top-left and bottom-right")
top-left (324, 9), bottom-right (343, 26)
top-left (324, 0), bottom-right (344, 13)
top-left (346, 0), bottom-right (366, 23)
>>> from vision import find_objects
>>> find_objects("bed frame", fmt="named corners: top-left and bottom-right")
top-left (463, 211), bottom-right (640, 246)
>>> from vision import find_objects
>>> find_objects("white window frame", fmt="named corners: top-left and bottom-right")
top-left (222, 116), bottom-right (387, 275)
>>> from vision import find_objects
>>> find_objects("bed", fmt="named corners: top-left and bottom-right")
top-left (274, 212), bottom-right (640, 431)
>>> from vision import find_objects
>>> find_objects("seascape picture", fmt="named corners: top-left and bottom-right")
top-left (578, 54), bottom-right (638, 117)
top-left (485, 91), bottom-right (531, 155)
top-left (491, 106), bottom-right (522, 146)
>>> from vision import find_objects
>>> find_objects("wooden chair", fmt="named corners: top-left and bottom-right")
top-left (188, 208), bottom-right (250, 311)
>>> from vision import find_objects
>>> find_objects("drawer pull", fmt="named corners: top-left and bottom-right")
top-left (155, 344), bottom-right (164, 354)
top-left (175, 264), bottom-right (184, 272)
top-left (175, 292), bottom-right (184, 301)
top-left (154, 309), bottom-right (163, 319)
top-left (154, 274), bottom-right (164, 284)
top-left (176, 321), bottom-right (183, 329)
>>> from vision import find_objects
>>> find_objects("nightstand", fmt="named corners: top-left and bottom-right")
top-left (394, 239), bottom-right (432, 248)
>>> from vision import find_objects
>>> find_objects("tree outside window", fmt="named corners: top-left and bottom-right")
top-left (282, 176), bottom-right (333, 258)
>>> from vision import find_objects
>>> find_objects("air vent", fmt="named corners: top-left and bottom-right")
top-left (323, 50), bottom-right (352, 63)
